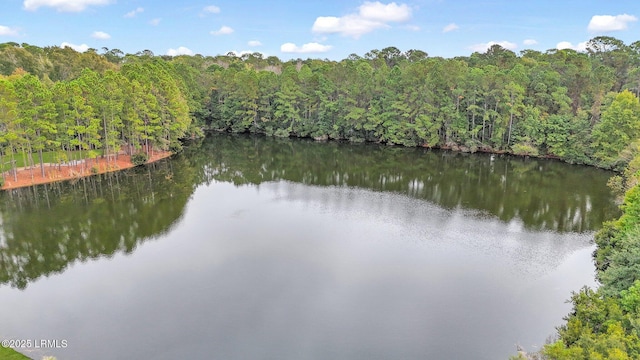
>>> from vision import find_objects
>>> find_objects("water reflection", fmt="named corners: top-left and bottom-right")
top-left (0, 161), bottom-right (196, 289)
top-left (201, 134), bottom-right (618, 232)
top-left (0, 134), bottom-right (621, 360)
top-left (0, 133), bottom-right (619, 290)
top-left (0, 182), bottom-right (601, 360)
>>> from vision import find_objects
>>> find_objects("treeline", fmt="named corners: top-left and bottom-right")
top-left (2, 37), bottom-right (640, 175)
top-left (196, 37), bottom-right (632, 170)
top-left (193, 37), bottom-right (640, 172)
top-left (0, 50), bottom-right (193, 182)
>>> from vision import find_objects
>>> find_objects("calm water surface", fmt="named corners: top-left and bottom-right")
top-left (0, 134), bottom-right (620, 359)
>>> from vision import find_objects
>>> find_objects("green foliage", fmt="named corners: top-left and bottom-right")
top-left (592, 90), bottom-right (640, 168)
top-left (620, 280), bottom-right (640, 314)
top-left (70, 35), bottom-right (630, 169)
top-left (511, 141), bottom-right (539, 156)
top-left (608, 175), bottom-right (626, 197)
top-left (599, 225), bottom-right (640, 295)
top-left (542, 287), bottom-right (640, 359)
top-left (548, 150), bottom-right (640, 358)
top-left (0, 55), bottom-right (192, 180)
top-left (0, 346), bottom-right (31, 360)
top-left (0, 149), bottom-right (101, 172)
top-left (130, 152), bottom-right (149, 166)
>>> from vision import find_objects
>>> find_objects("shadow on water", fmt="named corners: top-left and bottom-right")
top-left (0, 133), bottom-right (620, 289)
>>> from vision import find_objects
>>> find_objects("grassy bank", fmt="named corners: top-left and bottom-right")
top-left (1, 149), bottom-right (105, 172)
top-left (0, 346), bottom-right (31, 359)
top-left (1, 151), bottom-right (171, 191)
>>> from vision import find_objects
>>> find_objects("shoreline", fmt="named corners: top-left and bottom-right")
top-left (1, 151), bottom-right (173, 191)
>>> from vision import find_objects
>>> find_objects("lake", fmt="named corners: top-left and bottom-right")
top-left (0, 134), bottom-right (620, 359)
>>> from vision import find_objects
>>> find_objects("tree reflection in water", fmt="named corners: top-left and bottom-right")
top-left (0, 133), bottom-right (619, 289)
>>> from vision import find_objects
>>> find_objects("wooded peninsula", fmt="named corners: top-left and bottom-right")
top-left (1, 36), bottom-right (640, 358)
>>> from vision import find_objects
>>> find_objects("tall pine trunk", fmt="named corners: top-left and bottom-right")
top-left (38, 148), bottom-right (45, 178)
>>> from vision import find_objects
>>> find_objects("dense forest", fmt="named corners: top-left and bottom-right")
top-left (1, 36), bottom-right (640, 173)
top-left (0, 45), bottom-right (195, 183)
top-left (1, 36), bottom-right (640, 358)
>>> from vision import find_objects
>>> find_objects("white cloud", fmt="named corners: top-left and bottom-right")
top-left (358, 1), bottom-right (411, 22)
top-left (442, 23), bottom-right (459, 33)
top-left (149, 18), bottom-right (161, 26)
top-left (167, 47), bottom-right (194, 56)
top-left (211, 25), bottom-right (234, 35)
top-left (405, 25), bottom-right (420, 31)
top-left (0, 25), bottom-right (19, 36)
top-left (280, 42), bottom-right (332, 54)
top-left (469, 40), bottom-right (517, 52)
top-left (203, 5), bottom-right (220, 14)
top-left (556, 41), bottom-right (588, 52)
top-left (61, 42), bottom-right (89, 52)
top-left (124, 7), bottom-right (144, 18)
top-left (312, 1), bottom-right (412, 38)
top-left (248, 40), bottom-right (262, 47)
top-left (523, 39), bottom-right (538, 45)
top-left (91, 31), bottom-right (110, 39)
top-left (24, 0), bottom-right (111, 12)
top-left (588, 14), bottom-right (637, 32)
top-left (312, 15), bottom-right (386, 38)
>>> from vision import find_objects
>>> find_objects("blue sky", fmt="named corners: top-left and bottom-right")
top-left (0, 0), bottom-right (638, 60)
